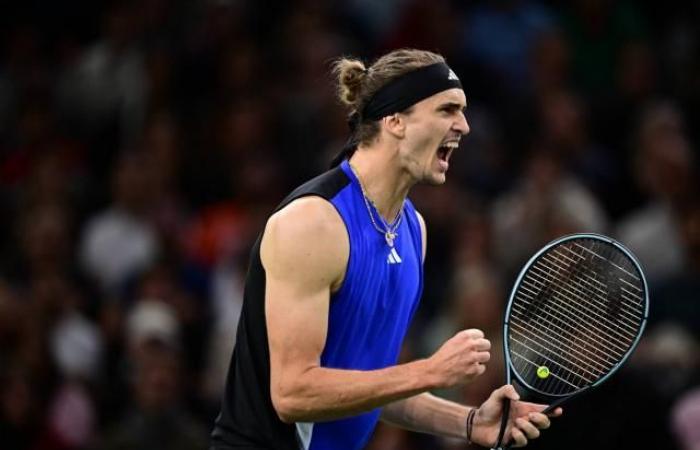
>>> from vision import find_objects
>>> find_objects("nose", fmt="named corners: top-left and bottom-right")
top-left (453, 111), bottom-right (470, 136)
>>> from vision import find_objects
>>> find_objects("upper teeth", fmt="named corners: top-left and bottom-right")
top-left (443, 142), bottom-right (459, 149)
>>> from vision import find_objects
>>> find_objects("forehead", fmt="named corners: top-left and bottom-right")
top-left (412, 88), bottom-right (467, 111)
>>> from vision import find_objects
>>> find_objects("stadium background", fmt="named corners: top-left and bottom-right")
top-left (0, 0), bottom-right (698, 449)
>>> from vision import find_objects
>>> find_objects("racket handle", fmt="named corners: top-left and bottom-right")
top-left (499, 395), bottom-right (571, 449)
top-left (542, 394), bottom-right (569, 415)
top-left (492, 396), bottom-right (510, 450)
top-left (499, 398), bottom-right (565, 450)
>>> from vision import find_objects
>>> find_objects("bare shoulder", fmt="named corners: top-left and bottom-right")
top-left (265, 196), bottom-right (347, 246)
top-left (261, 196), bottom-right (348, 287)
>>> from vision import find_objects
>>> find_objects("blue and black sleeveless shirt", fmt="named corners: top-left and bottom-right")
top-left (211, 160), bottom-right (424, 450)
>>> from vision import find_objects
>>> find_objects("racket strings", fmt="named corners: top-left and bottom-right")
top-left (508, 238), bottom-right (646, 396)
top-left (520, 250), bottom-right (636, 383)
top-left (570, 242), bottom-right (645, 313)
top-left (513, 286), bottom-right (626, 365)
top-left (524, 239), bottom-right (644, 386)
top-left (522, 258), bottom-right (634, 358)
top-left (548, 251), bottom-right (644, 320)
top-left (510, 303), bottom-right (617, 370)
top-left (555, 245), bottom-right (644, 317)
top-left (546, 240), bottom-right (644, 333)
top-left (509, 323), bottom-right (600, 382)
top-left (528, 260), bottom-right (638, 344)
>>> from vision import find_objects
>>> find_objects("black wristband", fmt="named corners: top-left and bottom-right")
top-left (466, 407), bottom-right (478, 444)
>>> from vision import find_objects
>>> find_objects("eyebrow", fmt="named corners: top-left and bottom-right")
top-left (438, 101), bottom-right (467, 111)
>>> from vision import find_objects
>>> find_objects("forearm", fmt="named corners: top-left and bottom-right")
top-left (380, 392), bottom-right (471, 440)
top-left (273, 359), bottom-right (438, 423)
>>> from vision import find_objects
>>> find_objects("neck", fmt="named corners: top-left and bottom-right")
top-left (348, 142), bottom-right (414, 222)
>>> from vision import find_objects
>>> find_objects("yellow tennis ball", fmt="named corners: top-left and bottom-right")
top-left (537, 366), bottom-right (550, 379)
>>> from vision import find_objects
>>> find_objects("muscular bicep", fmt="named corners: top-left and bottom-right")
top-left (261, 198), bottom-right (349, 401)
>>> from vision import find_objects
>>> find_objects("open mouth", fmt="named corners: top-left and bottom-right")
top-left (437, 141), bottom-right (459, 162)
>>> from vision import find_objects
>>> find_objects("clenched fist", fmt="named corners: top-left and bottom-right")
top-left (425, 328), bottom-right (491, 388)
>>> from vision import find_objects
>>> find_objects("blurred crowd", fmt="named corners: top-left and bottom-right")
top-left (0, 1), bottom-right (698, 449)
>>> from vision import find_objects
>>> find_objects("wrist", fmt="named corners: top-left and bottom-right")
top-left (416, 357), bottom-right (442, 390)
top-left (465, 407), bottom-right (478, 444)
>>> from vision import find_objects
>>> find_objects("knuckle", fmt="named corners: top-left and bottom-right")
top-left (465, 328), bottom-right (483, 339)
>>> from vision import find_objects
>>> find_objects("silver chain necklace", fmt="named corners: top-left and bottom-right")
top-left (348, 163), bottom-right (404, 247)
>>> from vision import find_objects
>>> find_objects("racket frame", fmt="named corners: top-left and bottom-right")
top-left (493, 233), bottom-right (649, 449)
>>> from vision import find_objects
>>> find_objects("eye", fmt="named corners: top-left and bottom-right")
top-left (440, 105), bottom-right (461, 115)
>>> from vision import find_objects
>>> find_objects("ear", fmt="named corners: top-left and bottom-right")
top-left (382, 114), bottom-right (406, 139)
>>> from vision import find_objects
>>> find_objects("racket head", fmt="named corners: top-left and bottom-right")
top-left (503, 233), bottom-right (649, 399)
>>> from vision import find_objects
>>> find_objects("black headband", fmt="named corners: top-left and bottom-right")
top-left (330, 62), bottom-right (462, 167)
top-left (362, 62), bottom-right (462, 121)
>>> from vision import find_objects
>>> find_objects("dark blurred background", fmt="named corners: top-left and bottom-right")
top-left (0, 0), bottom-right (698, 449)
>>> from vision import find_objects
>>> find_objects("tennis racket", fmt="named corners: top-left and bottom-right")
top-left (493, 233), bottom-right (649, 449)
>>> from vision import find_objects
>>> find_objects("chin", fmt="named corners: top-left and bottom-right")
top-left (422, 173), bottom-right (447, 186)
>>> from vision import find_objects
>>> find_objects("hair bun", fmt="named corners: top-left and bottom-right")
top-left (333, 59), bottom-right (367, 108)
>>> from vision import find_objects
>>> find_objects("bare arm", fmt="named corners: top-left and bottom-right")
top-left (381, 393), bottom-right (471, 439)
top-left (382, 212), bottom-right (562, 447)
top-left (381, 388), bottom-right (563, 447)
top-left (264, 197), bottom-right (489, 423)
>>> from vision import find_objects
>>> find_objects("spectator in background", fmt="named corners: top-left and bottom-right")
top-left (80, 151), bottom-right (159, 297)
top-left (535, 88), bottom-right (618, 209)
top-left (615, 102), bottom-right (696, 284)
top-left (43, 278), bottom-right (102, 450)
top-left (671, 387), bottom-right (700, 450)
top-left (99, 300), bottom-right (207, 450)
top-left (561, 0), bottom-right (648, 96)
top-left (0, 2), bottom-right (696, 450)
top-left (491, 146), bottom-right (608, 276)
top-left (56, 1), bottom-right (147, 148)
top-left (0, 273), bottom-right (101, 450)
top-left (650, 199), bottom-right (700, 341)
top-left (530, 29), bottom-right (571, 99)
top-left (461, 0), bottom-right (556, 96)
top-left (592, 39), bottom-right (658, 157)
top-left (18, 205), bottom-right (74, 281)
top-left (0, 365), bottom-right (42, 449)
top-left (139, 110), bottom-right (189, 252)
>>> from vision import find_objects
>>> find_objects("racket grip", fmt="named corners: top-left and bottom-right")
top-left (492, 397), bottom-right (510, 450)
top-left (542, 395), bottom-right (567, 415)
top-left (500, 398), bottom-right (566, 450)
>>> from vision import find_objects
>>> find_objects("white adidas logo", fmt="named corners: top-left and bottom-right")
top-left (448, 69), bottom-right (460, 81)
top-left (387, 247), bottom-right (402, 264)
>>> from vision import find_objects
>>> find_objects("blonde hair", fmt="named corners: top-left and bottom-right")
top-left (332, 48), bottom-right (445, 146)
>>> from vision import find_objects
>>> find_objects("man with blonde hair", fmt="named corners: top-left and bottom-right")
top-left (211, 48), bottom-right (561, 450)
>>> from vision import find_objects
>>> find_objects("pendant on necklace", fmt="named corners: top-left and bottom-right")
top-left (385, 232), bottom-right (396, 247)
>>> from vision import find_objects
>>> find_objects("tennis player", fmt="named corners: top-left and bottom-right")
top-left (210, 48), bottom-right (562, 450)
